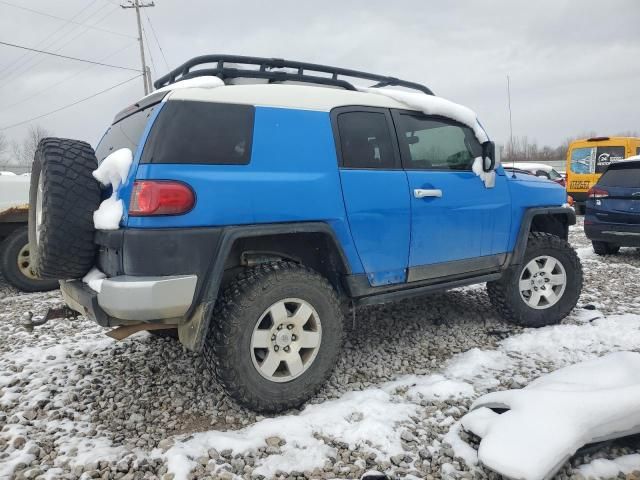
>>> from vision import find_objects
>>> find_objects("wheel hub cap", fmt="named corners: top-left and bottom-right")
top-left (251, 298), bottom-right (322, 383)
top-left (519, 255), bottom-right (567, 310)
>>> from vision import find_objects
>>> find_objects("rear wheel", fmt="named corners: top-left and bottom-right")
top-left (204, 261), bottom-right (343, 413)
top-left (592, 241), bottom-right (620, 256)
top-left (487, 233), bottom-right (583, 327)
top-left (0, 227), bottom-right (59, 292)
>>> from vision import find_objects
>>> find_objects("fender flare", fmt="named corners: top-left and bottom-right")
top-left (178, 222), bottom-right (352, 352)
top-left (511, 207), bottom-right (576, 266)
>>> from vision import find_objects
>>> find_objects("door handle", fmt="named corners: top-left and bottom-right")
top-left (414, 188), bottom-right (442, 199)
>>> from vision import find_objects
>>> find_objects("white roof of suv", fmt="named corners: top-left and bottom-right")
top-left (167, 83), bottom-right (417, 112)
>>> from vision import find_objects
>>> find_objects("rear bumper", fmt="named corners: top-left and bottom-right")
top-left (60, 274), bottom-right (197, 326)
top-left (584, 222), bottom-right (640, 246)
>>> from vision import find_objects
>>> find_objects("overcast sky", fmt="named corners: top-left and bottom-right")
top-left (0, 0), bottom-right (638, 158)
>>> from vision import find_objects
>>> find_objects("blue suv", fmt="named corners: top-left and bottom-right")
top-left (585, 158), bottom-right (640, 254)
top-left (28, 56), bottom-right (583, 412)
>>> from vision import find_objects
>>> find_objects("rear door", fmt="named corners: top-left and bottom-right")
top-left (594, 163), bottom-right (640, 224)
top-left (391, 110), bottom-right (511, 281)
top-left (333, 107), bottom-right (410, 286)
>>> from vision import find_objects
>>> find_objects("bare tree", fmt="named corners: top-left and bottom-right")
top-left (0, 131), bottom-right (7, 162)
top-left (8, 124), bottom-right (51, 168)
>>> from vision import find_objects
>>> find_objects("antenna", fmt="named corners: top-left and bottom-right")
top-left (507, 74), bottom-right (514, 150)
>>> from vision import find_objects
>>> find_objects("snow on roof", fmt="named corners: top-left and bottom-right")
top-left (462, 351), bottom-right (640, 480)
top-left (358, 87), bottom-right (489, 143)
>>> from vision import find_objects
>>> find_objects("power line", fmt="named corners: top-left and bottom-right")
top-left (0, 42), bottom-right (136, 113)
top-left (145, 12), bottom-right (169, 71)
top-left (0, 40), bottom-right (141, 72)
top-left (0, 74), bottom-right (143, 131)
top-left (0, 0), bottom-right (101, 78)
top-left (0, 0), bottom-right (135, 39)
top-left (0, 4), bottom-right (119, 87)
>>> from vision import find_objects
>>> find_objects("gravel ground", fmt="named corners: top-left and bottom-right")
top-left (1, 217), bottom-right (640, 480)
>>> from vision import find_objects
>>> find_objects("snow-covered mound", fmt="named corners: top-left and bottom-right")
top-left (462, 351), bottom-right (640, 480)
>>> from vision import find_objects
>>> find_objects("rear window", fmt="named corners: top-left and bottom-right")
top-left (95, 105), bottom-right (156, 163)
top-left (598, 163), bottom-right (640, 188)
top-left (141, 101), bottom-right (254, 165)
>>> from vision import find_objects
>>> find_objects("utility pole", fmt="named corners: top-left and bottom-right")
top-left (121, 0), bottom-right (155, 95)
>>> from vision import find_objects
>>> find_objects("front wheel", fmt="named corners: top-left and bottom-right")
top-left (592, 240), bottom-right (620, 256)
top-left (487, 233), bottom-right (583, 327)
top-left (204, 262), bottom-right (344, 413)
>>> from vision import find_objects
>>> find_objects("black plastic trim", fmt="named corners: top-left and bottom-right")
top-left (153, 55), bottom-right (434, 95)
top-left (60, 280), bottom-right (111, 327)
top-left (511, 207), bottom-right (576, 265)
top-left (353, 272), bottom-right (502, 306)
top-left (407, 253), bottom-right (507, 283)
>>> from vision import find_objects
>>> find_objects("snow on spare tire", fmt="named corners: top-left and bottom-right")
top-left (29, 138), bottom-right (101, 279)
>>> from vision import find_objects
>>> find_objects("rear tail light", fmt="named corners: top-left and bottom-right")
top-left (129, 180), bottom-right (195, 216)
top-left (587, 187), bottom-right (609, 199)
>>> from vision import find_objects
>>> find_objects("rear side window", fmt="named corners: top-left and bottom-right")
top-left (95, 105), bottom-right (156, 163)
top-left (141, 101), bottom-right (254, 165)
top-left (395, 114), bottom-right (481, 171)
top-left (598, 163), bottom-right (640, 187)
top-left (337, 111), bottom-right (396, 169)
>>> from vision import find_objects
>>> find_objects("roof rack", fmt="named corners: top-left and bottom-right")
top-left (153, 55), bottom-right (434, 95)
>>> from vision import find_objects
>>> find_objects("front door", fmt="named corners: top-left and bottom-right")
top-left (391, 110), bottom-right (511, 282)
top-left (333, 107), bottom-right (410, 286)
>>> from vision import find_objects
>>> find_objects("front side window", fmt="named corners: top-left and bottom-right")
top-left (141, 101), bottom-right (254, 165)
top-left (595, 146), bottom-right (625, 173)
top-left (395, 114), bottom-right (481, 171)
top-left (337, 111), bottom-right (395, 169)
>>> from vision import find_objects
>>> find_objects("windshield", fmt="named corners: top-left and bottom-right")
top-left (548, 169), bottom-right (561, 180)
top-left (95, 105), bottom-right (157, 163)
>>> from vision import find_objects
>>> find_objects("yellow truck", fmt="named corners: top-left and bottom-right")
top-left (567, 136), bottom-right (640, 213)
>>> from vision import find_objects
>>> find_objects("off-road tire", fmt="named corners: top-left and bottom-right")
top-left (29, 138), bottom-right (101, 279)
top-left (487, 232), bottom-right (583, 327)
top-left (592, 240), bottom-right (620, 256)
top-left (204, 261), bottom-right (344, 413)
top-left (0, 227), bottom-right (59, 292)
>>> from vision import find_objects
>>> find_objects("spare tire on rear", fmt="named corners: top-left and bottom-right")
top-left (29, 138), bottom-right (101, 280)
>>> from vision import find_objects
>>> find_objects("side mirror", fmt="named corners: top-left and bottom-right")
top-left (481, 141), bottom-right (496, 172)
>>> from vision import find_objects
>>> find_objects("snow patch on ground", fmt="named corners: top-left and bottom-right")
top-left (92, 147), bottom-right (133, 230)
top-left (165, 388), bottom-right (417, 479)
top-left (462, 352), bottom-right (640, 480)
top-left (578, 453), bottom-right (640, 477)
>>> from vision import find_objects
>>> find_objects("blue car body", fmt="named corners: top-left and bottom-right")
top-left (106, 100), bottom-right (567, 288)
